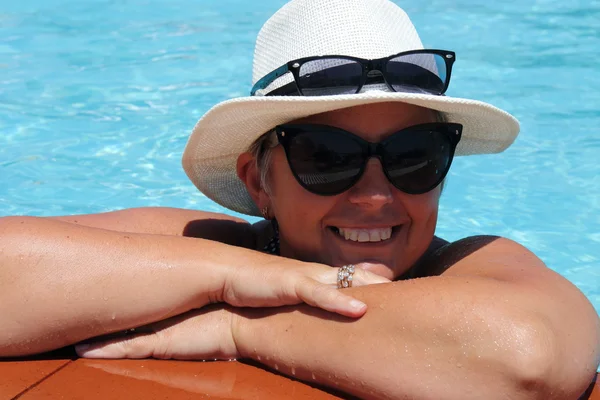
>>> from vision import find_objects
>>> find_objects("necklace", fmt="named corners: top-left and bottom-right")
top-left (262, 221), bottom-right (280, 255)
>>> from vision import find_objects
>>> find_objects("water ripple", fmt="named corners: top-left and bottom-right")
top-left (0, 0), bottom-right (598, 314)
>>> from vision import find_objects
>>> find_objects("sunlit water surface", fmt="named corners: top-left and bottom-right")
top-left (1, 0), bottom-right (599, 322)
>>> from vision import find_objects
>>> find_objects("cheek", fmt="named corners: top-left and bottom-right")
top-left (267, 152), bottom-right (340, 262)
top-left (405, 188), bottom-right (441, 234)
top-left (394, 189), bottom-right (440, 271)
top-left (268, 151), bottom-right (330, 232)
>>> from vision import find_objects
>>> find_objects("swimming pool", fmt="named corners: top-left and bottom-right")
top-left (1, 0), bottom-right (598, 325)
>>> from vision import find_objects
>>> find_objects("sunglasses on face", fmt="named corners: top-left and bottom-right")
top-left (274, 123), bottom-right (462, 196)
top-left (251, 50), bottom-right (455, 97)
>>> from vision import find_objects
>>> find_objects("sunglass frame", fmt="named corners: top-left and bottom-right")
top-left (275, 122), bottom-right (463, 196)
top-left (251, 49), bottom-right (456, 97)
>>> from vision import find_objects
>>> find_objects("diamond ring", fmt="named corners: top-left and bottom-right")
top-left (337, 264), bottom-right (355, 288)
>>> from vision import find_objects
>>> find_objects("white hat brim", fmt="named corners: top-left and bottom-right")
top-left (182, 90), bottom-right (519, 216)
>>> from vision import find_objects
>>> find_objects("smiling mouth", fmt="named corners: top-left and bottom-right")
top-left (329, 226), bottom-right (400, 243)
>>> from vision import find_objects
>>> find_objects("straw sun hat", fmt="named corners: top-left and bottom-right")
top-left (182, 0), bottom-right (520, 216)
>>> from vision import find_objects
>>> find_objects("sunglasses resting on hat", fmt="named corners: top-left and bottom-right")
top-left (251, 49), bottom-right (455, 97)
top-left (181, 0), bottom-right (520, 217)
top-left (274, 122), bottom-right (463, 196)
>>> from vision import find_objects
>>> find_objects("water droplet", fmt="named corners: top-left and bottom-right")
top-left (291, 367), bottom-right (296, 375)
top-left (311, 372), bottom-right (316, 380)
top-left (274, 364), bottom-right (279, 371)
top-left (456, 362), bottom-right (463, 368)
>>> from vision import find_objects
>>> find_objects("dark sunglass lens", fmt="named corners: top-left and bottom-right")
top-left (298, 58), bottom-right (363, 96)
top-left (385, 53), bottom-right (447, 95)
top-left (286, 130), bottom-right (364, 195)
top-left (383, 128), bottom-right (452, 194)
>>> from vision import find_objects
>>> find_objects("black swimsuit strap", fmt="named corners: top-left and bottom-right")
top-left (262, 220), bottom-right (280, 255)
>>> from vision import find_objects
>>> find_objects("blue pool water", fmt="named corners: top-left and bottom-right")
top-left (0, 0), bottom-right (599, 322)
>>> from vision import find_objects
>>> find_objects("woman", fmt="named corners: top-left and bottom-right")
top-left (0, 0), bottom-right (598, 399)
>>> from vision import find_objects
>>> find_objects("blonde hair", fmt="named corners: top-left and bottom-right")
top-left (247, 128), bottom-right (278, 194)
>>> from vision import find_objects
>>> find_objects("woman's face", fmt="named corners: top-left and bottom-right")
top-left (265, 102), bottom-right (442, 280)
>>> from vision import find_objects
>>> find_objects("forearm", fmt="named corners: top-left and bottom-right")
top-left (0, 216), bottom-right (249, 356)
top-left (234, 276), bottom-right (589, 400)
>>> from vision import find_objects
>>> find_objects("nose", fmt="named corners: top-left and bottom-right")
top-left (347, 157), bottom-right (393, 208)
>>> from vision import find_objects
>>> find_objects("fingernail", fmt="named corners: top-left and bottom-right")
top-left (350, 299), bottom-right (367, 310)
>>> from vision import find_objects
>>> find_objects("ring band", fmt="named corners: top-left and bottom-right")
top-left (337, 264), bottom-right (355, 288)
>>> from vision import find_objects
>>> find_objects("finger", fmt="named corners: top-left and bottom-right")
top-left (75, 333), bottom-right (156, 359)
top-left (295, 278), bottom-right (367, 318)
top-left (312, 266), bottom-right (391, 287)
top-left (351, 268), bottom-right (391, 286)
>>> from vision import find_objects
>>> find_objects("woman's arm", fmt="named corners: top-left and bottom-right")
top-left (73, 236), bottom-right (598, 398)
top-left (48, 207), bottom-right (256, 245)
top-left (0, 212), bottom-right (244, 356)
top-left (0, 209), bottom-right (383, 357)
top-left (232, 237), bottom-right (600, 400)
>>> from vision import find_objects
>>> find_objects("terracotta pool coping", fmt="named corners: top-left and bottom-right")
top-left (1, 348), bottom-right (598, 399)
top-left (0, 347), bottom-right (345, 400)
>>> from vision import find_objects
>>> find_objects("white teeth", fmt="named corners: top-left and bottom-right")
top-left (368, 230), bottom-right (381, 242)
top-left (358, 231), bottom-right (370, 242)
top-left (381, 228), bottom-right (392, 241)
top-left (337, 227), bottom-right (394, 243)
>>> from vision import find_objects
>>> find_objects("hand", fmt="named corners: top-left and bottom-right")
top-left (75, 305), bottom-right (237, 360)
top-left (221, 257), bottom-right (390, 317)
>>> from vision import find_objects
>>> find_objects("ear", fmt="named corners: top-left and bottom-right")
top-left (236, 152), bottom-right (270, 210)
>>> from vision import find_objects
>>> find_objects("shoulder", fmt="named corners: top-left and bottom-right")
top-left (415, 235), bottom-right (547, 280)
top-left (415, 235), bottom-right (600, 394)
top-left (50, 207), bottom-right (257, 248)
